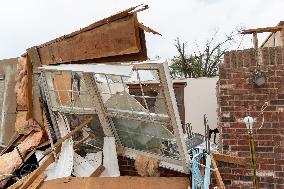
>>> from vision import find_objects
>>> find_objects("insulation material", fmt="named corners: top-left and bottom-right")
top-left (134, 155), bottom-right (160, 177)
top-left (15, 57), bottom-right (28, 108)
top-left (0, 123), bottom-right (43, 188)
top-left (18, 118), bottom-right (42, 135)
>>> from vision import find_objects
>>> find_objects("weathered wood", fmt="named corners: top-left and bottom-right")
top-left (212, 152), bottom-right (246, 166)
top-left (39, 177), bottom-right (190, 189)
top-left (43, 116), bottom-right (93, 155)
top-left (26, 56), bottom-right (33, 119)
top-left (26, 173), bottom-right (47, 189)
top-left (37, 15), bottom-right (144, 65)
top-left (241, 25), bottom-right (284, 34)
top-left (90, 165), bottom-right (105, 177)
top-left (211, 154), bottom-right (225, 189)
top-left (53, 72), bottom-right (72, 106)
top-left (26, 47), bottom-right (42, 73)
top-left (253, 32), bottom-right (258, 49)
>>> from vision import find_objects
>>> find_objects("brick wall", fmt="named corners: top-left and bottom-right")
top-left (218, 47), bottom-right (284, 188)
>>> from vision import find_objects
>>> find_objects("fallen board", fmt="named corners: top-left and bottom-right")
top-left (35, 14), bottom-right (145, 65)
top-left (39, 176), bottom-right (190, 189)
top-left (212, 153), bottom-right (246, 166)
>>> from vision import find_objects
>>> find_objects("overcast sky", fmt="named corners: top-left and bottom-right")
top-left (0, 0), bottom-right (283, 60)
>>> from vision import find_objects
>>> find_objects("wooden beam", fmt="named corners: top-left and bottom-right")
top-left (241, 25), bottom-right (284, 34)
top-left (90, 165), bottom-right (105, 177)
top-left (211, 154), bottom-right (225, 189)
top-left (26, 55), bottom-right (33, 119)
top-left (253, 32), bottom-right (258, 49)
top-left (39, 177), bottom-right (190, 189)
top-left (26, 173), bottom-right (47, 189)
top-left (43, 116), bottom-right (93, 155)
top-left (212, 152), bottom-right (246, 166)
top-left (26, 47), bottom-right (42, 73)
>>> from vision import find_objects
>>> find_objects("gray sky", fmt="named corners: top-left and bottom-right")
top-left (0, 0), bottom-right (283, 60)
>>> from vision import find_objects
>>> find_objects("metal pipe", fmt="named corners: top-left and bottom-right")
top-left (248, 129), bottom-right (258, 189)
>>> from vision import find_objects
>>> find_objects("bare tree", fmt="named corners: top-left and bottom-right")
top-left (170, 27), bottom-right (244, 78)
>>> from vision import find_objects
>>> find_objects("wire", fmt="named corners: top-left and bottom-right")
top-left (258, 101), bottom-right (269, 130)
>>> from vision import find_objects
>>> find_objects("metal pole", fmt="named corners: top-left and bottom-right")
top-left (248, 129), bottom-right (258, 189)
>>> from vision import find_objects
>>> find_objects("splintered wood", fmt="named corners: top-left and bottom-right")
top-left (0, 123), bottom-right (43, 188)
top-left (134, 155), bottom-right (159, 177)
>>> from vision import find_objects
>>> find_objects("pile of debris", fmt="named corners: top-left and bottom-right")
top-left (0, 5), bottom-right (247, 189)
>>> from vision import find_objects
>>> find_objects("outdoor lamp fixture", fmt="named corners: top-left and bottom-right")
top-left (243, 116), bottom-right (258, 189)
top-left (253, 69), bottom-right (266, 87)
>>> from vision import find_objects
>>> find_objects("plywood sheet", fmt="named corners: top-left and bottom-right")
top-left (53, 72), bottom-right (72, 106)
top-left (39, 177), bottom-right (190, 189)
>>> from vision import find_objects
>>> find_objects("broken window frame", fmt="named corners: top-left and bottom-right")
top-left (39, 61), bottom-right (189, 173)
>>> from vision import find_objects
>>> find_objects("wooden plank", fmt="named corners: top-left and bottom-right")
top-left (26, 47), bottom-right (42, 73)
top-left (253, 32), bottom-right (258, 49)
top-left (26, 173), bottom-right (47, 189)
top-left (212, 152), bottom-right (246, 166)
top-left (37, 15), bottom-right (143, 65)
top-left (241, 25), bottom-right (284, 34)
top-left (90, 165), bottom-right (105, 177)
top-left (43, 116), bottom-right (93, 155)
top-left (211, 154), bottom-right (225, 189)
top-left (26, 55), bottom-right (33, 119)
top-left (53, 72), bottom-right (72, 106)
top-left (39, 177), bottom-right (190, 189)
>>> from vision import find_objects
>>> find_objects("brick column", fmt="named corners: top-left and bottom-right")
top-left (218, 47), bottom-right (284, 188)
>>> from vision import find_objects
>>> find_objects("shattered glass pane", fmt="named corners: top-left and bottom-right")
top-left (113, 118), bottom-right (180, 159)
top-left (94, 68), bottom-right (180, 160)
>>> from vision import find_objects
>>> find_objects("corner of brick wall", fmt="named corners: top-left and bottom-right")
top-left (218, 47), bottom-right (284, 188)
